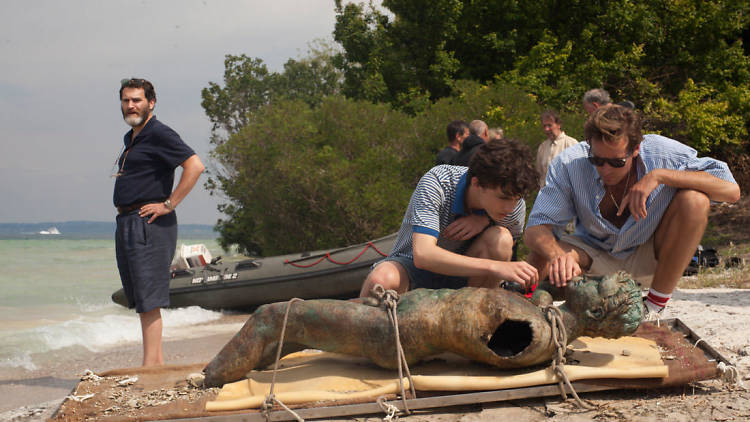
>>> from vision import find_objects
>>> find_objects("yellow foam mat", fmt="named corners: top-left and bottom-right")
top-left (206, 336), bottom-right (668, 411)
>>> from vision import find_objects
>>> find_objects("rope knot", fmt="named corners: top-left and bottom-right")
top-left (370, 284), bottom-right (414, 415)
top-left (260, 393), bottom-right (275, 412)
top-left (377, 395), bottom-right (401, 421)
top-left (543, 305), bottom-right (595, 410)
top-left (371, 284), bottom-right (400, 309)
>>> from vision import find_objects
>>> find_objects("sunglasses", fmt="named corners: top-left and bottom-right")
top-left (587, 149), bottom-right (632, 168)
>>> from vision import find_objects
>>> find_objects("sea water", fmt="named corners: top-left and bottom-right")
top-left (0, 237), bottom-right (226, 371)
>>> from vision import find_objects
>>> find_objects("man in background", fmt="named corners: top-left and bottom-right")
top-left (488, 127), bottom-right (504, 141)
top-left (583, 88), bottom-right (611, 115)
top-left (451, 119), bottom-right (489, 166)
top-left (113, 78), bottom-right (205, 366)
top-left (436, 120), bottom-right (469, 165)
top-left (536, 110), bottom-right (578, 188)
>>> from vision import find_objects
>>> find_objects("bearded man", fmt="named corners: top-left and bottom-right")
top-left (113, 78), bottom-right (204, 366)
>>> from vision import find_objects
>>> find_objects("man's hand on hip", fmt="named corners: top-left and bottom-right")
top-left (139, 202), bottom-right (173, 223)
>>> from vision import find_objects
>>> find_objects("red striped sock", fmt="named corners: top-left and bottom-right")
top-left (645, 289), bottom-right (671, 312)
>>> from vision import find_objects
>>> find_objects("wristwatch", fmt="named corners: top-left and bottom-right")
top-left (164, 198), bottom-right (174, 210)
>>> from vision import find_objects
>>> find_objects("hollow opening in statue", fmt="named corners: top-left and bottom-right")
top-left (487, 319), bottom-right (532, 357)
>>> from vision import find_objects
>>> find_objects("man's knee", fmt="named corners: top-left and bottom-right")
top-left (476, 226), bottom-right (514, 256)
top-left (671, 189), bottom-right (710, 223)
top-left (360, 262), bottom-right (408, 296)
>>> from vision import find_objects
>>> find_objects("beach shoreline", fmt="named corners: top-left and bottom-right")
top-left (0, 313), bottom-right (248, 420)
top-left (2, 288), bottom-right (749, 421)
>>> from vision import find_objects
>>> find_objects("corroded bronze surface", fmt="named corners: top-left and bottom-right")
top-left (203, 272), bottom-right (643, 387)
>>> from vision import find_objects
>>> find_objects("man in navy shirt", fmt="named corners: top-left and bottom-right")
top-left (113, 78), bottom-right (204, 366)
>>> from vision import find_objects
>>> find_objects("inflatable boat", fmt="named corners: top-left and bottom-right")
top-left (111, 233), bottom-right (397, 310)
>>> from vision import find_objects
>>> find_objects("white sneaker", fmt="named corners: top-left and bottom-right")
top-left (643, 298), bottom-right (665, 323)
top-left (645, 309), bottom-right (664, 323)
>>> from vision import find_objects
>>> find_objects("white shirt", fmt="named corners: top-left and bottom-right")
top-left (536, 131), bottom-right (578, 187)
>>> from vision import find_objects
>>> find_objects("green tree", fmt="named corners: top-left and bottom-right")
top-left (209, 80), bottom-right (556, 255)
top-left (273, 40), bottom-right (343, 107)
top-left (211, 96), bottom-right (415, 255)
top-left (202, 43), bottom-right (343, 145)
top-left (201, 55), bottom-right (271, 145)
top-left (333, 0), bottom-right (462, 109)
top-left (333, 0), bottom-right (749, 150)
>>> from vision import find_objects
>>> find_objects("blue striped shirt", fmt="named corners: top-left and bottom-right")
top-left (390, 165), bottom-right (526, 259)
top-left (527, 134), bottom-right (737, 259)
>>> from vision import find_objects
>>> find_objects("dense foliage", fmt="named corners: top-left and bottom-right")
top-left (211, 81), bottom-right (576, 255)
top-left (201, 42), bottom-right (342, 146)
top-left (333, 0), bottom-right (749, 152)
top-left (205, 0), bottom-right (749, 254)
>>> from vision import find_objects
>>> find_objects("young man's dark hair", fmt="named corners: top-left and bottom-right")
top-left (467, 139), bottom-right (539, 197)
top-left (120, 78), bottom-right (156, 103)
top-left (584, 104), bottom-right (643, 153)
top-left (446, 120), bottom-right (469, 142)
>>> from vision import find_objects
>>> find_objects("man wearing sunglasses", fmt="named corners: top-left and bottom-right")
top-left (114, 78), bottom-right (205, 366)
top-left (523, 105), bottom-right (739, 316)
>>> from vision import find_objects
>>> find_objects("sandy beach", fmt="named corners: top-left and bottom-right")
top-left (0, 314), bottom-right (248, 421)
top-left (2, 287), bottom-right (749, 422)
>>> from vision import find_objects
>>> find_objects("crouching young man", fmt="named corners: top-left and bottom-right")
top-left (360, 139), bottom-right (540, 297)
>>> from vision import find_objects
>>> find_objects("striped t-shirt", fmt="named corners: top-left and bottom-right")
top-left (389, 165), bottom-right (526, 259)
top-left (527, 134), bottom-right (737, 259)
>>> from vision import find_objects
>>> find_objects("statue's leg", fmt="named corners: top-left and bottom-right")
top-left (398, 288), bottom-right (556, 369)
top-left (203, 299), bottom-right (393, 387)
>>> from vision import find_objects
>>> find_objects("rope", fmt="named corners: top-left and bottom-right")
top-left (694, 338), bottom-right (746, 390)
top-left (377, 396), bottom-right (400, 421)
top-left (261, 298), bottom-right (305, 422)
top-left (371, 284), bottom-right (416, 416)
top-left (285, 242), bottom-right (388, 268)
top-left (544, 306), bottom-right (595, 410)
top-left (717, 362), bottom-right (747, 391)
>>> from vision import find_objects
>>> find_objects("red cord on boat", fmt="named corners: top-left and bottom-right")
top-left (285, 242), bottom-right (388, 268)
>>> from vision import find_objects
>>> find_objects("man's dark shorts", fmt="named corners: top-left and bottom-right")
top-left (375, 256), bottom-right (468, 290)
top-left (115, 210), bottom-right (177, 313)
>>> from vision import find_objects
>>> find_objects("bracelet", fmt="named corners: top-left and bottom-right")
top-left (164, 198), bottom-right (174, 210)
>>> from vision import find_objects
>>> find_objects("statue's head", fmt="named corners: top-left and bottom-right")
top-left (563, 272), bottom-right (643, 338)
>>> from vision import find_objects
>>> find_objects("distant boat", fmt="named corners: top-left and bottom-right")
top-left (39, 227), bottom-right (61, 235)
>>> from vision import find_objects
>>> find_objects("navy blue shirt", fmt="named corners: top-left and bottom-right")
top-left (113, 118), bottom-right (195, 207)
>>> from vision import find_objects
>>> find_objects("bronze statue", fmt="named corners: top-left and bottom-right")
top-left (203, 272), bottom-right (643, 387)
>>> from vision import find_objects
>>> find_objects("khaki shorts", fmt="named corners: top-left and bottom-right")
top-left (559, 234), bottom-right (657, 289)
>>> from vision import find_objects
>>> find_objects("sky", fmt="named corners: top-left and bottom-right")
top-left (0, 0), bottom-right (345, 225)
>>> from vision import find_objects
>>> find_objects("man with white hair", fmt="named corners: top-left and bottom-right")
top-left (582, 88), bottom-right (611, 115)
top-left (451, 119), bottom-right (489, 166)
